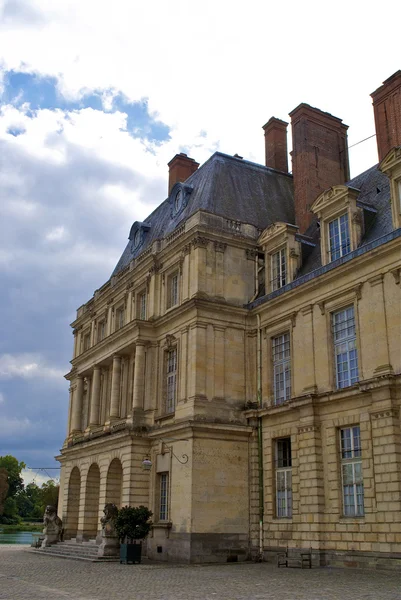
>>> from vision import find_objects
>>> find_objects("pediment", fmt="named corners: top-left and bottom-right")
top-left (311, 185), bottom-right (360, 214)
top-left (379, 146), bottom-right (401, 174)
top-left (258, 222), bottom-right (298, 247)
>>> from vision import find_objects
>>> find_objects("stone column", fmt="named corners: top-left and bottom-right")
top-left (109, 356), bottom-right (122, 419)
top-left (89, 366), bottom-right (101, 426)
top-left (132, 342), bottom-right (146, 411)
top-left (71, 376), bottom-right (84, 432)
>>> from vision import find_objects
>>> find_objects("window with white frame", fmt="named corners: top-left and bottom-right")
top-left (275, 437), bottom-right (292, 518)
top-left (138, 291), bottom-right (147, 320)
top-left (272, 333), bottom-right (291, 404)
top-left (332, 306), bottom-right (359, 389)
top-left (340, 426), bottom-right (364, 517)
top-left (271, 248), bottom-right (286, 291)
top-left (167, 272), bottom-right (179, 308)
top-left (115, 306), bottom-right (125, 331)
top-left (328, 214), bottom-right (351, 261)
top-left (159, 472), bottom-right (169, 521)
top-left (166, 348), bottom-right (177, 414)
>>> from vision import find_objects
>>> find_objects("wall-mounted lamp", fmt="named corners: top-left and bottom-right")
top-left (141, 438), bottom-right (189, 470)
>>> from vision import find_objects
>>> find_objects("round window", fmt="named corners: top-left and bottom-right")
top-left (174, 190), bottom-right (182, 214)
top-left (134, 229), bottom-right (141, 248)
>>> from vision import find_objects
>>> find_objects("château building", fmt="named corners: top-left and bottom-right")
top-left (58, 71), bottom-right (401, 568)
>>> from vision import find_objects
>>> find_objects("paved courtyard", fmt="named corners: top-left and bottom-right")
top-left (0, 545), bottom-right (400, 600)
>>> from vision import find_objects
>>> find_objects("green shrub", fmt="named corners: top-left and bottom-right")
top-left (114, 505), bottom-right (152, 543)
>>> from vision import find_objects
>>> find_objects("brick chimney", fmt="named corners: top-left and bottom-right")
top-left (262, 117), bottom-right (289, 173)
top-left (168, 153), bottom-right (199, 194)
top-left (371, 70), bottom-right (401, 162)
top-left (289, 104), bottom-right (350, 233)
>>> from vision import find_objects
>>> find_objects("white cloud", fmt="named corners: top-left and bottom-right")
top-left (45, 225), bottom-right (68, 242)
top-left (22, 468), bottom-right (59, 486)
top-left (0, 415), bottom-right (32, 436)
top-left (0, 353), bottom-right (64, 380)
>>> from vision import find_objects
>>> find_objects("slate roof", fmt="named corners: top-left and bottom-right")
top-left (112, 148), bottom-right (393, 288)
top-left (112, 152), bottom-right (294, 276)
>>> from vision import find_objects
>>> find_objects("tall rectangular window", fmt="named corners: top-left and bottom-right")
top-left (159, 473), bottom-right (169, 521)
top-left (166, 348), bottom-right (177, 414)
top-left (272, 333), bottom-right (291, 404)
top-left (275, 438), bottom-right (292, 518)
top-left (138, 292), bottom-right (147, 320)
top-left (329, 214), bottom-right (351, 261)
top-left (271, 249), bottom-right (286, 291)
top-left (83, 332), bottom-right (91, 352)
top-left (332, 306), bottom-right (359, 388)
top-left (115, 307), bottom-right (125, 331)
top-left (98, 320), bottom-right (106, 343)
top-left (340, 426), bottom-right (364, 517)
top-left (167, 272), bottom-right (179, 308)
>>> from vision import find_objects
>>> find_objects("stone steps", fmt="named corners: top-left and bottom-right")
top-left (30, 539), bottom-right (119, 562)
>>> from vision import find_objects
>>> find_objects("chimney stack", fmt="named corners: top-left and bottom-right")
top-left (168, 153), bottom-right (199, 194)
top-left (371, 70), bottom-right (401, 162)
top-left (262, 117), bottom-right (289, 173)
top-left (289, 104), bottom-right (350, 233)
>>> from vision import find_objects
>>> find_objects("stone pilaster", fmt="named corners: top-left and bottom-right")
top-left (89, 366), bottom-right (101, 426)
top-left (132, 342), bottom-right (146, 411)
top-left (71, 376), bottom-right (84, 433)
top-left (109, 355), bottom-right (122, 419)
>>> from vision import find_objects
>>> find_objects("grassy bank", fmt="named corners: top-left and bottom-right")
top-left (0, 523), bottom-right (42, 532)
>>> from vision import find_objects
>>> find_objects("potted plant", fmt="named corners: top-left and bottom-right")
top-left (115, 505), bottom-right (152, 564)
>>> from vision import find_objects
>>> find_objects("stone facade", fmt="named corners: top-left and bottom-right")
top-left (58, 71), bottom-right (401, 568)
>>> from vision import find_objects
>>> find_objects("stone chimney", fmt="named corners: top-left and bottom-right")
top-left (371, 70), bottom-right (401, 162)
top-left (262, 117), bottom-right (289, 173)
top-left (168, 153), bottom-right (199, 194)
top-left (289, 103), bottom-right (350, 233)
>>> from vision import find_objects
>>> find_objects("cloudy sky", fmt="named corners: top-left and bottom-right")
top-left (0, 0), bottom-right (399, 485)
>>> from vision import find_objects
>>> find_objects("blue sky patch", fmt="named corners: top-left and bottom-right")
top-left (2, 70), bottom-right (170, 143)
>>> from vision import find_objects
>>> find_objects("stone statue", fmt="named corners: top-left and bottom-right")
top-left (97, 503), bottom-right (119, 558)
top-left (41, 505), bottom-right (63, 548)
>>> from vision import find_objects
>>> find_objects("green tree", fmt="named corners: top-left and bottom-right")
top-left (0, 468), bottom-right (9, 515)
top-left (16, 483), bottom-right (42, 519)
top-left (0, 455), bottom-right (26, 497)
top-left (39, 480), bottom-right (59, 512)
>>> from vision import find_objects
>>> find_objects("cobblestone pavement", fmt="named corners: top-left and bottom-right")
top-left (0, 545), bottom-right (400, 600)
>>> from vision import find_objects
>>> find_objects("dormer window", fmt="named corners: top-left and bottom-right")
top-left (174, 190), bottom-right (183, 214)
top-left (311, 186), bottom-right (361, 266)
top-left (328, 214), bottom-right (351, 261)
top-left (271, 248), bottom-right (287, 290)
top-left (128, 221), bottom-right (151, 253)
top-left (169, 183), bottom-right (193, 218)
top-left (378, 146), bottom-right (401, 230)
top-left (258, 223), bottom-right (300, 294)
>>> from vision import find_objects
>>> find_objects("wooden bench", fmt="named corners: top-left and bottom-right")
top-left (277, 546), bottom-right (312, 568)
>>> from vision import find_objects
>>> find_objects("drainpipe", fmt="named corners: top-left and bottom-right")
top-left (256, 313), bottom-right (264, 561)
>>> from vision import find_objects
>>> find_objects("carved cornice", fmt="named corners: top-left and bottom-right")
top-left (182, 243), bottom-right (191, 255)
top-left (149, 257), bottom-right (163, 275)
top-left (390, 267), bottom-right (401, 285)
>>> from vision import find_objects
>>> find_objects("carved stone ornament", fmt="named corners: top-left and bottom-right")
top-left (182, 243), bottom-right (191, 255)
top-left (149, 257), bottom-right (163, 275)
top-left (166, 334), bottom-right (176, 349)
top-left (246, 248), bottom-right (257, 260)
top-left (192, 236), bottom-right (209, 249)
top-left (41, 505), bottom-right (63, 548)
top-left (214, 241), bottom-right (227, 253)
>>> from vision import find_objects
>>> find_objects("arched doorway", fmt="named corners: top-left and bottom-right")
top-left (105, 458), bottom-right (123, 507)
top-left (65, 467), bottom-right (81, 539)
top-left (83, 463), bottom-right (100, 540)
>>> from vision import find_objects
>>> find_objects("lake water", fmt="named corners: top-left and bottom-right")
top-left (0, 530), bottom-right (38, 545)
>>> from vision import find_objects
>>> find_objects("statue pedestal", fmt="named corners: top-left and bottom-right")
top-left (97, 517), bottom-right (120, 558)
top-left (41, 527), bottom-right (60, 548)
